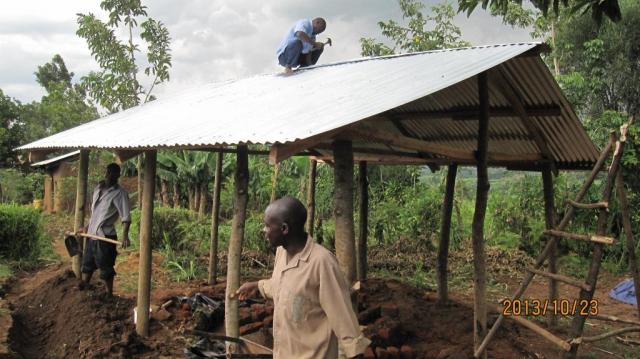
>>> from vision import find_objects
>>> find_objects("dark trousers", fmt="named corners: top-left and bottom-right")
top-left (81, 234), bottom-right (118, 280)
top-left (278, 39), bottom-right (324, 68)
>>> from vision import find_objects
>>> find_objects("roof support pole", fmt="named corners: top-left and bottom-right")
top-left (136, 150), bottom-right (157, 337)
top-left (306, 159), bottom-right (317, 238)
top-left (44, 173), bottom-right (54, 213)
top-left (616, 171), bottom-right (640, 319)
top-left (437, 164), bottom-right (457, 304)
top-left (357, 161), bottom-right (368, 282)
top-left (208, 149), bottom-right (223, 285)
top-left (72, 149), bottom-right (89, 278)
top-left (270, 163), bottom-right (280, 203)
top-left (473, 72), bottom-right (490, 359)
top-left (333, 140), bottom-right (357, 285)
top-left (225, 145), bottom-right (249, 352)
top-left (542, 166), bottom-right (558, 328)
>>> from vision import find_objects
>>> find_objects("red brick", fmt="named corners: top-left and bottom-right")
top-left (239, 307), bottom-right (253, 325)
top-left (251, 307), bottom-right (267, 322)
top-left (387, 346), bottom-right (400, 359)
top-left (375, 347), bottom-right (389, 359)
top-left (262, 315), bottom-right (274, 327)
top-left (239, 322), bottom-right (263, 335)
top-left (363, 347), bottom-right (376, 359)
top-left (400, 345), bottom-right (414, 359)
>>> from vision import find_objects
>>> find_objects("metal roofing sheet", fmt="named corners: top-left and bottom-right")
top-left (20, 43), bottom-right (540, 150)
top-left (30, 150), bottom-right (80, 167)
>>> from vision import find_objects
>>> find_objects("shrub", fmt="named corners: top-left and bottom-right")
top-left (0, 204), bottom-right (46, 261)
top-left (127, 206), bottom-right (195, 249)
top-left (0, 169), bottom-right (44, 204)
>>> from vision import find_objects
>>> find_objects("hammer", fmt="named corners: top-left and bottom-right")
top-left (324, 38), bottom-right (332, 47)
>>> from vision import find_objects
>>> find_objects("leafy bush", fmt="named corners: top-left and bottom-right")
top-left (127, 206), bottom-right (195, 249)
top-left (0, 204), bottom-right (47, 261)
top-left (0, 169), bottom-right (44, 204)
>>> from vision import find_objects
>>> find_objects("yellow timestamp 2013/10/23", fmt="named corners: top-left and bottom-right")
top-left (501, 298), bottom-right (598, 317)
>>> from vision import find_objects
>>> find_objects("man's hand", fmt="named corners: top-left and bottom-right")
top-left (313, 41), bottom-right (325, 50)
top-left (122, 234), bottom-right (130, 249)
top-left (233, 281), bottom-right (259, 301)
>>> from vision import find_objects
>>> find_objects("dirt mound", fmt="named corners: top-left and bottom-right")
top-left (9, 270), bottom-right (152, 358)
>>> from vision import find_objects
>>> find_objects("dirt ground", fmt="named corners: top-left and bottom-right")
top-left (3, 233), bottom-right (639, 358)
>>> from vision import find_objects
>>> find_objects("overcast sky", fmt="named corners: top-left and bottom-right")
top-left (0, 0), bottom-right (533, 105)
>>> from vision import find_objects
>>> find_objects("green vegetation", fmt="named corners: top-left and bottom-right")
top-left (0, 204), bottom-right (52, 268)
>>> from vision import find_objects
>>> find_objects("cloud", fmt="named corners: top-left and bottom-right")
top-left (1, 0), bottom-right (534, 103)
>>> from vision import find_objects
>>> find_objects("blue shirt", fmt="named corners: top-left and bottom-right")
top-left (276, 19), bottom-right (315, 58)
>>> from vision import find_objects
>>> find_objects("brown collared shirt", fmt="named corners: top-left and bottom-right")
top-left (258, 237), bottom-right (370, 359)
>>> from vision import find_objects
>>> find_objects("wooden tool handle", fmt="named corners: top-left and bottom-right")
top-left (65, 231), bottom-right (121, 246)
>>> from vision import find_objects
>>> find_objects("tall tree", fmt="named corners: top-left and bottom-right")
top-left (21, 55), bottom-right (99, 142)
top-left (0, 90), bottom-right (24, 168)
top-left (361, 0), bottom-right (470, 56)
top-left (458, 0), bottom-right (622, 24)
top-left (77, 0), bottom-right (172, 205)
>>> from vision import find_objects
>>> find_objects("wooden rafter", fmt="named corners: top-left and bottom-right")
top-left (489, 67), bottom-right (558, 174)
top-left (387, 105), bottom-right (562, 121)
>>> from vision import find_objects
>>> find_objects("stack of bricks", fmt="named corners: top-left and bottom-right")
top-left (359, 303), bottom-right (415, 359)
top-left (239, 303), bottom-right (274, 335)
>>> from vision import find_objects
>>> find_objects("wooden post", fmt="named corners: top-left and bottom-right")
top-left (208, 150), bottom-right (223, 285)
top-left (541, 167), bottom-right (558, 328)
top-left (225, 145), bottom-right (249, 351)
top-left (357, 161), bottom-right (368, 282)
top-left (333, 140), bottom-right (356, 284)
top-left (136, 150), bottom-right (156, 337)
top-left (472, 72), bottom-right (490, 358)
top-left (306, 159), bottom-right (317, 238)
top-left (72, 150), bottom-right (89, 278)
top-left (616, 172), bottom-right (640, 319)
top-left (270, 163), bottom-right (280, 203)
top-left (437, 164), bottom-right (457, 304)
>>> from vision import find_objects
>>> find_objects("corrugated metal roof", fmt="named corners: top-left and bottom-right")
top-left (30, 150), bottom-right (80, 167)
top-left (18, 42), bottom-right (599, 169)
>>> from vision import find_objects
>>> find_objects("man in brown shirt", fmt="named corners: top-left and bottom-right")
top-left (235, 196), bottom-right (370, 358)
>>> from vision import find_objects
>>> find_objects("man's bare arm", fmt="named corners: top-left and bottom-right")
top-left (122, 221), bottom-right (131, 248)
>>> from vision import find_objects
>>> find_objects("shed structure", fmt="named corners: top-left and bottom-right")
top-left (18, 43), bottom-right (601, 357)
top-left (31, 150), bottom-right (80, 213)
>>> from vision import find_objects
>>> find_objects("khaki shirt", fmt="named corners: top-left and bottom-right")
top-left (258, 237), bottom-right (370, 359)
top-left (87, 182), bottom-right (130, 237)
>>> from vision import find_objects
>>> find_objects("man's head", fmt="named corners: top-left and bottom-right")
top-left (263, 196), bottom-right (307, 248)
top-left (312, 17), bottom-right (326, 35)
top-left (105, 163), bottom-right (121, 187)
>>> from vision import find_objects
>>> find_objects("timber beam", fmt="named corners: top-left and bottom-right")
top-left (387, 105), bottom-right (562, 121)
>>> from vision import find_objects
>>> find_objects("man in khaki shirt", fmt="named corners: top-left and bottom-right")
top-left (236, 196), bottom-right (370, 358)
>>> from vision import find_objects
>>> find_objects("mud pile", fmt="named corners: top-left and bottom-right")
top-left (9, 270), bottom-right (153, 358)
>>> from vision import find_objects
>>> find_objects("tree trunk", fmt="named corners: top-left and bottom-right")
top-left (225, 145), bottom-right (249, 352)
top-left (333, 140), bottom-right (356, 285)
top-left (473, 72), bottom-right (490, 358)
top-left (188, 186), bottom-right (195, 211)
top-left (198, 182), bottom-right (207, 221)
top-left (160, 179), bottom-right (171, 207)
top-left (306, 159), bottom-right (317, 238)
top-left (136, 150), bottom-right (156, 337)
top-left (437, 164), bottom-right (457, 304)
top-left (173, 181), bottom-right (180, 208)
top-left (72, 150), bottom-right (89, 277)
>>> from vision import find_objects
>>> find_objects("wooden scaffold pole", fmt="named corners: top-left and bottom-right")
top-left (225, 145), bottom-right (249, 351)
top-left (333, 140), bottom-right (356, 284)
top-left (136, 150), bottom-right (157, 337)
top-left (615, 172), bottom-right (640, 319)
top-left (472, 72), bottom-right (490, 358)
top-left (208, 149), bottom-right (223, 285)
top-left (72, 150), bottom-right (90, 278)
top-left (541, 166), bottom-right (558, 328)
top-left (437, 164), bottom-right (457, 304)
top-left (357, 161), bottom-right (368, 282)
top-left (306, 159), bottom-right (317, 238)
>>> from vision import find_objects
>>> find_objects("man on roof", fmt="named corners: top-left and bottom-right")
top-left (277, 18), bottom-right (327, 74)
top-left (235, 196), bottom-right (370, 358)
